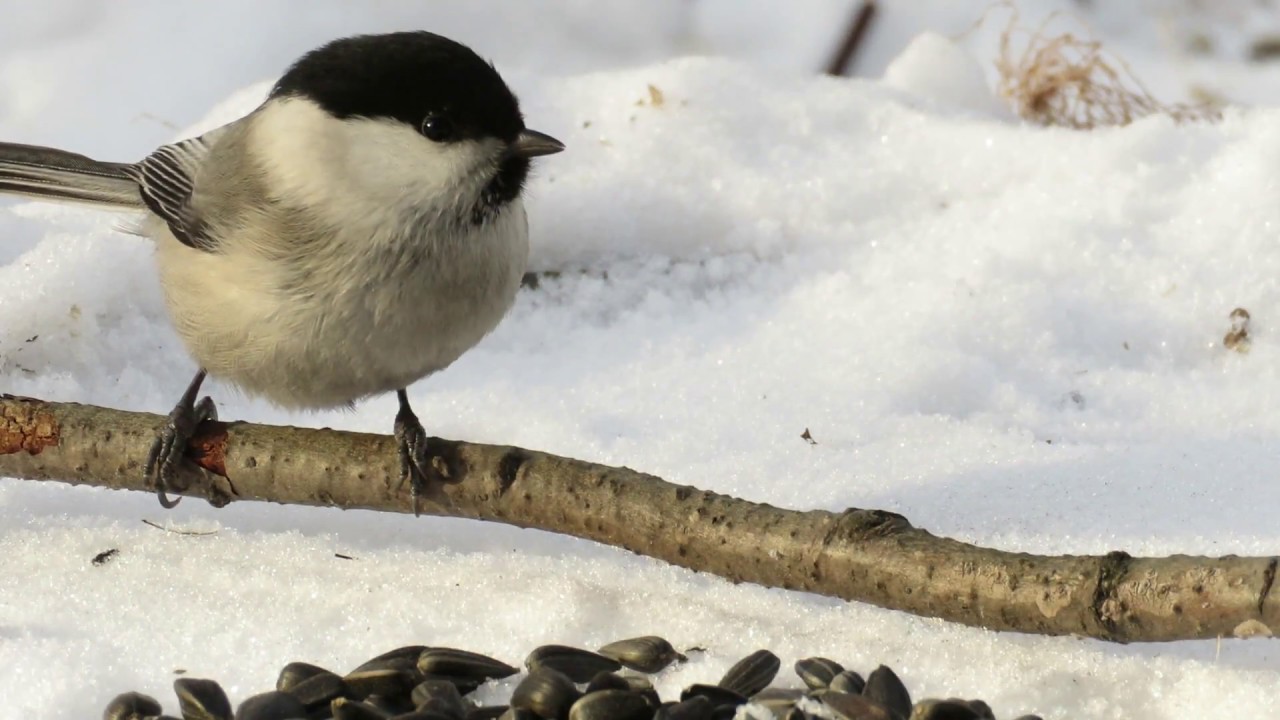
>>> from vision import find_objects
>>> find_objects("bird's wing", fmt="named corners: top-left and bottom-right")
top-left (127, 131), bottom-right (221, 250)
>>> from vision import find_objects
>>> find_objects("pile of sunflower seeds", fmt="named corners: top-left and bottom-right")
top-left (103, 637), bottom-right (1045, 720)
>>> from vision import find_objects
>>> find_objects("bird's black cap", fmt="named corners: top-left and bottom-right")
top-left (270, 31), bottom-right (526, 144)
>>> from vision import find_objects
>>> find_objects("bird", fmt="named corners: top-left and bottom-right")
top-left (0, 31), bottom-right (564, 509)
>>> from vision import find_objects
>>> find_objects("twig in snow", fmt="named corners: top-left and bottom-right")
top-left (141, 518), bottom-right (219, 536)
top-left (824, 1), bottom-right (878, 76)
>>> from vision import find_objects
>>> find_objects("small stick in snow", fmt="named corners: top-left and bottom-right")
top-left (141, 518), bottom-right (219, 536)
top-left (824, 1), bottom-right (877, 77)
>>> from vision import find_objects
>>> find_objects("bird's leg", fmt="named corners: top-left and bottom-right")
top-left (394, 388), bottom-right (451, 516)
top-left (145, 369), bottom-right (217, 508)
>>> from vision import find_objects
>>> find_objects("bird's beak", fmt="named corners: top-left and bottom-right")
top-left (509, 129), bottom-right (565, 158)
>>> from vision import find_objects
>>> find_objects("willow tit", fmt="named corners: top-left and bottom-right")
top-left (0, 31), bottom-right (564, 509)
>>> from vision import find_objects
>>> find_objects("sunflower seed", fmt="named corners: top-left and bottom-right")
top-left (909, 699), bottom-right (981, 720)
top-left (596, 636), bottom-right (683, 674)
top-left (810, 692), bottom-right (894, 720)
top-left (829, 671), bottom-right (865, 696)
top-left (751, 688), bottom-right (804, 715)
top-left (863, 666), bottom-right (910, 720)
top-left (638, 688), bottom-right (663, 709)
top-left (622, 675), bottom-right (654, 693)
top-left (679, 683), bottom-right (746, 711)
top-left (525, 645), bottom-right (621, 683)
top-left (331, 698), bottom-right (390, 720)
top-left (411, 679), bottom-right (467, 720)
top-left (718, 649), bottom-right (779, 697)
top-left (343, 669), bottom-right (418, 703)
top-left (584, 672), bottom-right (630, 694)
top-left (708, 705), bottom-right (739, 720)
top-left (793, 657), bottom-right (845, 690)
top-left (286, 671), bottom-right (353, 710)
top-left (416, 673), bottom-right (485, 697)
top-left (365, 694), bottom-right (415, 716)
top-left (963, 700), bottom-right (994, 719)
top-left (568, 689), bottom-right (654, 720)
top-left (352, 646), bottom-right (428, 676)
top-left (278, 662), bottom-right (338, 693)
top-left (174, 678), bottom-right (233, 720)
top-left (418, 648), bottom-right (519, 684)
top-left (510, 667), bottom-right (580, 720)
top-left (465, 706), bottom-right (509, 720)
top-left (235, 691), bottom-right (307, 720)
top-left (103, 691), bottom-right (163, 720)
top-left (653, 696), bottom-right (714, 720)
top-left (393, 711), bottom-right (466, 720)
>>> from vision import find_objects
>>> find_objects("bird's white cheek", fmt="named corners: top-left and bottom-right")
top-left (250, 97), bottom-right (497, 216)
top-left (339, 123), bottom-right (476, 206)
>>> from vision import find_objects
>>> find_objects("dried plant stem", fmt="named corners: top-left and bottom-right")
top-left (993, 6), bottom-right (1220, 128)
top-left (2, 394), bottom-right (1277, 643)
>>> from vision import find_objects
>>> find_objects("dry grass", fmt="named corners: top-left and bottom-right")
top-left (991, 6), bottom-right (1221, 129)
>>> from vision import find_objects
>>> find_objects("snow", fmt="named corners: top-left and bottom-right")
top-left (2, 2), bottom-right (1279, 719)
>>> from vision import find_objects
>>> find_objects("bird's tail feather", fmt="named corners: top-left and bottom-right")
top-left (0, 141), bottom-right (142, 208)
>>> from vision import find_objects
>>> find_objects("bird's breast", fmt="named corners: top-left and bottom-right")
top-left (153, 201), bottom-right (529, 409)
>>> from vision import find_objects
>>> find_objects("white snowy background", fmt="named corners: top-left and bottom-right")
top-left (3, 1), bottom-right (1280, 718)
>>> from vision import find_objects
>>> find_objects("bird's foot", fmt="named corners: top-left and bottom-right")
top-left (393, 394), bottom-right (455, 516)
top-left (145, 372), bottom-right (217, 508)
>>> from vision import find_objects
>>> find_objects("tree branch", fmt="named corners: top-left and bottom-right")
top-left (2, 393), bottom-right (1276, 643)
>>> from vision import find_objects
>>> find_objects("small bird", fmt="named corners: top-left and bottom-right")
top-left (0, 31), bottom-right (564, 508)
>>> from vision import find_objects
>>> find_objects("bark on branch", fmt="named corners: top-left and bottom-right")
top-left (2, 393), bottom-right (1276, 643)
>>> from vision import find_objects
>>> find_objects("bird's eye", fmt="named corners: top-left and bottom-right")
top-left (420, 113), bottom-right (455, 142)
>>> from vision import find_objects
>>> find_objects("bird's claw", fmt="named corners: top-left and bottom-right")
top-left (145, 395), bottom-right (217, 508)
top-left (393, 405), bottom-right (452, 516)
